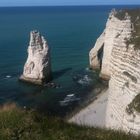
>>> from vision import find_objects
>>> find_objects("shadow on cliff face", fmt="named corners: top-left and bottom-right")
top-left (97, 43), bottom-right (104, 69)
top-left (53, 68), bottom-right (72, 80)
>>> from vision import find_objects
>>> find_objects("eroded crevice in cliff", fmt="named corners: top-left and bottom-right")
top-left (97, 43), bottom-right (104, 69)
top-left (123, 71), bottom-right (137, 83)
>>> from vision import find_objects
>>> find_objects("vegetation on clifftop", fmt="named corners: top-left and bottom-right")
top-left (115, 9), bottom-right (140, 48)
top-left (0, 104), bottom-right (140, 140)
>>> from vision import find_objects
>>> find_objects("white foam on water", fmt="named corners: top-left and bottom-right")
top-left (78, 75), bottom-right (92, 85)
top-left (6, 75), bottom-right (11, 78)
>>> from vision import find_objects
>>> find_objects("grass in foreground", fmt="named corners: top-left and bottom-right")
top-left (0, 104), bottom-right (139, 140)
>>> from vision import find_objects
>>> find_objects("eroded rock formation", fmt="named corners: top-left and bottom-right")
top-left (20, 31), bottom-right (52, 85)
top-left (89, 9), bottom-right (132, 80)
top-left (89, 9), bottom-right (140, 134)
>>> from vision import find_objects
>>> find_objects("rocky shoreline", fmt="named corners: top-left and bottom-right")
top-left (19, 75), bottom-right (46, 85)
top-left (66, 78), bottom-right (108, 120)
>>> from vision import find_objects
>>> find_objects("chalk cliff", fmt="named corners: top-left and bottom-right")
top-left (89, 10), bottom-right (132, 79)
top-left (90, 9), bottom-right (140, 134)
top-left (20, 31), bottom-right (52, 85)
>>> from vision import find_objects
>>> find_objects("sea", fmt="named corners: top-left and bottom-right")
top-left (0, 5), bottom-right (139, 116)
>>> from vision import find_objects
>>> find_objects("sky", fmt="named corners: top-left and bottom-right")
top-left (0, 0), bottom-right (139, 7)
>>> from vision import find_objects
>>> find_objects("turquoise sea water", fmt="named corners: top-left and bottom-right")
top-left (0, 5), bottom-right (139, 116)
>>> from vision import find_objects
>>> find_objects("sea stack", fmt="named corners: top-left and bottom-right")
top-left (20, 30), bottom-right (52, 85)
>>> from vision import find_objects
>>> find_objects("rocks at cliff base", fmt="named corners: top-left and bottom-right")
top-left (20, 30), bottom-right (52, 85)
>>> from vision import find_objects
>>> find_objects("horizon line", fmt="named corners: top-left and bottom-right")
top-left (0, 4), bottom-right (140, 8)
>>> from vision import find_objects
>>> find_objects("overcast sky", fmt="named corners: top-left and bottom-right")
top-left (0, 0), bottom-right (139, 7)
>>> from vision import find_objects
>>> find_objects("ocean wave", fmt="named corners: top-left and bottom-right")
top-left (5, 75), bottom-right (12, 78)
top-left (0, 74), bottom-right (12, 80)
top-left (77, 75), bottom-right (93, 85)
top-left (85, 67), bottom-right (92, 72)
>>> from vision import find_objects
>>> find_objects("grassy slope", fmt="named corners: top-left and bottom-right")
top-left (0, 107), bottom-right (139, 140)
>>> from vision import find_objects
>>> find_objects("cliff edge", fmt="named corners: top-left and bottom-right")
top-left (90, 9), bottom-right (140, 134)
top-left (71, 9), bottom-right (140, 134)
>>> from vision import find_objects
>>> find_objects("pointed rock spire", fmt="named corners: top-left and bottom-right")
top-left (20, 30), bottom-right (52, 85)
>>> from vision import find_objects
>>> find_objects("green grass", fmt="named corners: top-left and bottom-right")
top-left (0, 105), bottom-right (140, 140)
top-left (126, 94), bottom-right (140, 115)
top-left (114, 9), bottom-right (140, 49)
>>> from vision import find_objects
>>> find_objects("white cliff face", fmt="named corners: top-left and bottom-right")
top-left (89, 32), bottom-right (105, 70)
top-left (106, 29), bottom-right (140, 134)
top-left (89, 10), bottom-right (140, 134)
top-left (89, 11), bottom-right (132, 79)
top-left (20, 31), bottom-right (52, 85)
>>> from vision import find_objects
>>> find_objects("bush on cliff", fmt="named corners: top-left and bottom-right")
top-left (127, 94), bottom-right (140, 114)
